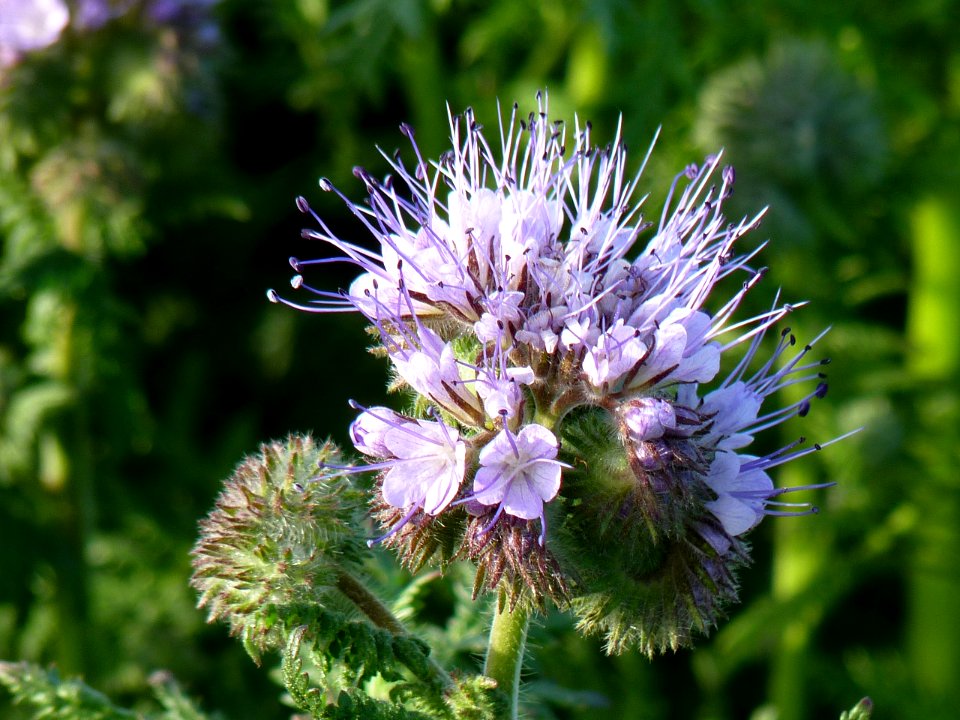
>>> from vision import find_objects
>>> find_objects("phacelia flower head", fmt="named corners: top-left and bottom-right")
top-left (271, 92), bottom-right (850, 651)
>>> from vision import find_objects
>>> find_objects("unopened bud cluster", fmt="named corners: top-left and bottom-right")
top-left (191, 435), bottom-right (368, 658)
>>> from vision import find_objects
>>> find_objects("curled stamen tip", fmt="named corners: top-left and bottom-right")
top-left (365, 539), bottom-right (377, 548)
top-left (289, 256), bottom-right (301, 271)
top-left (722, 165), bottom-right (736, 185)
top-left (290, 275), bottom-right (304, 289)
top-left (318, 177), bottom-right (333, 191)
top-left (295, 195), bottom-right (310, 213)
top-left (399, 122), bottom-right (415, 138)
top-left (266, 289), bottom-right (280, 303)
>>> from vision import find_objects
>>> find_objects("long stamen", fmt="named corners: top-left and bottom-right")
top-left (366, 503), bottom-right (422, 548)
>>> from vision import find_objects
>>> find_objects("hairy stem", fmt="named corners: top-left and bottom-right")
top-left (335, 570), bottom-right (453, 689)
top-left (483, 590), bottom-right (531, 718)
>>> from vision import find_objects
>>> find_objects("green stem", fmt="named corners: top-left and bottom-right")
top-left (336, 571), bottom-right (406, 634)
top-left (335, 571), bottom-right (453, 689)
top-left (906, 196), bottom-right (960, 705)
top-left (483, 590), bottom-right (531, 718)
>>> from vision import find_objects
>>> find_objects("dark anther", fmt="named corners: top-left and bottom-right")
top-left (815, 382), bottom-right (829, 398)
top-left (295, 196), bottom-right (310, 213)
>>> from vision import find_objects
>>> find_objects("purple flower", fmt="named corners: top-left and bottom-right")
top-left (276, 94), bottom-right (852, 620)
top-left (72, 0), bottom-right (135, 31)
top-left (703, 451), bottom-right (773, 536)
top-left (350, 406), bottom-right (466, 517)
top-left (473, 424), bottom-right (567, 543)
top-left (0, 0), bottom-right (68, 66)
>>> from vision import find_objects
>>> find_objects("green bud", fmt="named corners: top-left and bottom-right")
top-left (839, 697), bottom-right (874, 720)
top-left (190, 434), bottom-right (369, 659)
top-left (551, 407), bottom-right (747, 657)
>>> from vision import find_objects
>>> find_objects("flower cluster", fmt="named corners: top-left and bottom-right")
top-left (271, 94), bottom-right (846, 648)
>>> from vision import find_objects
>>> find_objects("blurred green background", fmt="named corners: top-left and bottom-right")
top-left (1, 0), bottom-right (958, 718)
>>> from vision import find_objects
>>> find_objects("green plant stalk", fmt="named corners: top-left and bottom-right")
top-left (483, 590), bottom-right (531, 719)
top-left (44, 300), bottom-right (95, 676)
top-left (335, 570), bottom-right (453, 690)
top-left (336, 571), bottom-right (408, 635)
top-left (905, 196), bottom-right (960, 704)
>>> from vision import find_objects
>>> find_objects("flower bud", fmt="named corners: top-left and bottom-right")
top-left (190, 434), bottom-right (368, 659)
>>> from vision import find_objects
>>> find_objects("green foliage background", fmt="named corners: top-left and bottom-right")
top-left (1, 0), bottom-right (958, 718)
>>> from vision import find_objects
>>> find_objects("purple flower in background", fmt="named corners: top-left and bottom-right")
top-left (146, 0), bottom-right (219, 46)
top-left (0, 0), bottom-right (68, 66)
top-left (72, 0), bottom-right (135, 30)
top-left (1, 0), bottom-right (221, 65)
